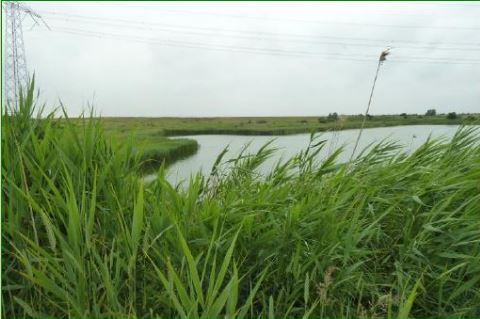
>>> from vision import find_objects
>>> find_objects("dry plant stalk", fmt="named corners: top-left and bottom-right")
top-left (350, 48), bottom-right (391, 160)
top-left (317, 266), bottom-right (338, 302)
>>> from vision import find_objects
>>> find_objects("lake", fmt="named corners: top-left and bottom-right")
top-left (146, 125), bottom-right (464, 184)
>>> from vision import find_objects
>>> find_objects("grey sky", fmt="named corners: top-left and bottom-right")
top-left (15, 1), bottom-right (480, 116)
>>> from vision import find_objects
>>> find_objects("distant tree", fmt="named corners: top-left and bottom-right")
top-left (367, 114), bottom-right (374, 120)
top-left (400, 113), bottom-right (407, 118)
top-left (327, 112), bottom-right (339, 121)
top-left (425, 109), bottom-right (436, 116)
top-left (446, 112), bottom-right (457, 120)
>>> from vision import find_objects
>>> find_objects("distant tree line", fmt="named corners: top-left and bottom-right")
top-left (399, 109), bottom-right (476, 120)
top-left (318, 112), bottom-right (339, 123)
top-left (315, 109), bottom-right (477, 124)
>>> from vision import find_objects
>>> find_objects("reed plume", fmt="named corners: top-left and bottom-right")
top-left (350, 48), bottom-right (390, 160)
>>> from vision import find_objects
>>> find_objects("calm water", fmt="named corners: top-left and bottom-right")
top-left (146, 125), bottom-right (464, 184)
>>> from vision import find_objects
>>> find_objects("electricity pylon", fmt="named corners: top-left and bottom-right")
top-left (2, 1), bottom-right (48, 110)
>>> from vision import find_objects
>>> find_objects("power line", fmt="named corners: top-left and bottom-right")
top-left (99, 6), bottom-right (480, 31)
top-left (37, 10), bottom-right (480, 48)
top-left (33, 25), bottom-right (480, 65)
top-left (38, 14), bottom-right (480, 53)
top-left (43, 26), bottom-right (377, 61)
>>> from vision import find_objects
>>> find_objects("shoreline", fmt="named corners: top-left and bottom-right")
top-left (163, 122), bottom-right (472, 137)
top-left (96, 115), bottom-right (478, 169)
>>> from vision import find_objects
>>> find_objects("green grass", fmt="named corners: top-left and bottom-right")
top-left (118, 133), bottom-right (198, 171)
top-left (100, 113), bottom-right (478, 137)
top-left (2, 82), bottom-right (480, 318)
top-left (136, 136), bottom-right (199, 171)
top-left (68, 119), bottom-right (199, 171)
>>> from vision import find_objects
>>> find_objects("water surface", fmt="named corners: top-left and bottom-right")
top-left (146, 125), bottom-right (464, 184)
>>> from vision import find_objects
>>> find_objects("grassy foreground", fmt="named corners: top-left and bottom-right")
top-left (101, 113), bottom-right (477, 137)
top-left (2, 85), bottom-right (480, 318)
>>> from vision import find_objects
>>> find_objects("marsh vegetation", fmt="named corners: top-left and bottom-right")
top-left (101, 113), bottom-right (475, 137)
top-left (2, 84), bottom-right (480, 318)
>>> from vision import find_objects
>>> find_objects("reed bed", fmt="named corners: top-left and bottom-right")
top-left (2, 83), bottom-right (480, 318)
top-left (137, 138), bottom-right (199, 171)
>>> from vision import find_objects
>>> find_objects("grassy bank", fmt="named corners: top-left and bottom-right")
top-left (2, 85), bottom-right (480, 318)
top-left (109, 131), bottom-right (198, 171)
top-left (101, 114), bottom-right (478, 137)
top-left (134, 135), bottom-right (199, 171)
top-left (100, 114), bottom-right (477, 169)
top-left (70, 119), bottom-right (199, 171)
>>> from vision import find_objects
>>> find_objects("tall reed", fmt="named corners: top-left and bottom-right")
top-left (2, 81), bottom-right (480, 318)
top-left (351, 48), bottom-right (390, 160)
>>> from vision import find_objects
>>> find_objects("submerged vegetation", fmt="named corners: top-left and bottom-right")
top-left (2, 84), bottom-right (480, 318)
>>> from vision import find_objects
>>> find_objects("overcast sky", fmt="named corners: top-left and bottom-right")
top-left (9, 1), bottom-right (480, 116)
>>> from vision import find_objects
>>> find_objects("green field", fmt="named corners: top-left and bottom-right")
top-left (3, 84), bottom-right (480, 318)
top-left (102, 113), bottom-right (477, 136)
top-left (99, 114), bottom-right (478, 168)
